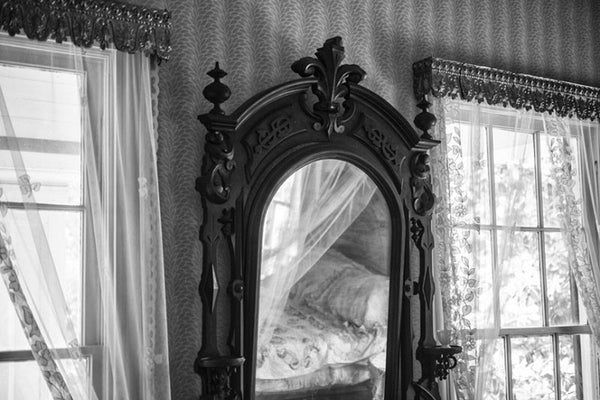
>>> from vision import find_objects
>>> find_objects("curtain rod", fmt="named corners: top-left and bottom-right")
top-left (0, 0), bottom-right (171, 62)
top-left (413, 57), bottom-right (600, 121)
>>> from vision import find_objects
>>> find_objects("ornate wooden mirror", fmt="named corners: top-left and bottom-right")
top-left (195, 37), bottom-right (442, 400)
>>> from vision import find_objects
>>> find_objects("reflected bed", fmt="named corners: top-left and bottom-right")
top-left (256, 250), bottom-right (389, 399)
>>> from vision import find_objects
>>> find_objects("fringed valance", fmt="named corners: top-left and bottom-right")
top-left (0, 0), bottom-right (171, 61)
top-left (413, 57), bottom-right (600, 121)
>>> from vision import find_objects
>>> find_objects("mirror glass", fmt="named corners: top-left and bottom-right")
top-left (256, 159), bottom-right (391, 399)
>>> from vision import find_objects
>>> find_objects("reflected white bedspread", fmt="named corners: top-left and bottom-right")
top-left (256, 304), bottom-right (386, 381)
top-left (257, 250), bottom-right (389, 385)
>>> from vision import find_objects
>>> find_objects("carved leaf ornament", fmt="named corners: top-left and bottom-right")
top-left (292, 36), bottom-right (366, 135)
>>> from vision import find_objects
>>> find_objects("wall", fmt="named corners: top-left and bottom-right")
top-left (152, 0), bottom-right (600, 398)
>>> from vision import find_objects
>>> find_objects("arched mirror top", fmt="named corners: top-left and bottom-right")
top-left (195, 37), bottom-right (444, 400)
top-left (197, 37), bottom-right (439, 207)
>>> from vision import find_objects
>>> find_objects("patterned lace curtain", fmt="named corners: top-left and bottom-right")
top-left (431, 97), bottom-right (600, 399)
top-left (543, 113), bottom-right (600, 347)
top-left (431, 98), bottom-right (505, 399)
top-left (0, 34), bottom-right (170, 400)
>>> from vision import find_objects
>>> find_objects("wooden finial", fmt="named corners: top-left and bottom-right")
top-left (202, 62), bottom-right (231, 115)
top-left (414, 98), bottom-right (437, 140)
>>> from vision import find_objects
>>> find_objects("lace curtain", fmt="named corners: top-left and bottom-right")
top-left (543, 113), bottom-right (600, 347)
top-left (0, 34), bottom-right (170, 400)
top-left (431, 97), bottom-right (600, 399)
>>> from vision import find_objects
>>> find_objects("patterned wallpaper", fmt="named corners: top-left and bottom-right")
top-left (149, 0), bottom-right (600, 398)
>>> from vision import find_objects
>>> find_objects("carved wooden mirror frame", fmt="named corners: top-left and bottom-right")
top-left (195, 37), bottom-right (444, 400)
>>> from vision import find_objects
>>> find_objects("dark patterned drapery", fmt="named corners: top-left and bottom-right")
top-left (0, 0), bottom-right (171, 61)
top-left (414, 57), bottom-right (600, 121)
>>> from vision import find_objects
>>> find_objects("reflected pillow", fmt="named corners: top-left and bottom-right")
top-left (289, 249), bottom-right (389, 328)
top-left (332, 190), bottom-right (390, 275)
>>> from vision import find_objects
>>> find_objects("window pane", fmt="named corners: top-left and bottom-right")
top-left (0, 357), bottom-right (91, 400)
top-left (499, 231), bottom-right (542, 328)
top-left (0, 283), bottom-right (30, 351)
top-left (470, 229), bottom-right (495, 328)
top-left (0, 149), bottom-right (82, 205)
top-left (493, 129), bottom-right (537, 227)
top-left (0, 361), bottom-right (53, 400)
top-left (545, 233), bottom-right (577, 326)
top-left (579, 335), bottom-right (596, 399)
top-left (539, 134), bottom-right (581, 228)
top-left (4, 209), bottom-right (82, 344)
top-left (0, 65), bottom-right (83, 206)
top-left (511, 336), bottom-right (555, 400)
top-left (480, 338), bottom-right (506, 400)
top-left (0, 65), bottom-right (82, 142)
top-left (559, 335), bottom-right (580, 400)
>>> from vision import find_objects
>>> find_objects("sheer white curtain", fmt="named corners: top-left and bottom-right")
top-left (0, 34), bottom-right (170, 400)
top-left (431, 97), bottom-right (600, 399)
top-left (580, 124), bottom-right (600, 331)
top-left (543, 113), bottom-right (600, 348)
top-left (258, 159), bottom-right (376, 346)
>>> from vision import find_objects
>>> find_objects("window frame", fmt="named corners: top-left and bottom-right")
top-left (0, 33), bottom-right (113, 399)
top-left (447, 106), bottom-right (597, 400)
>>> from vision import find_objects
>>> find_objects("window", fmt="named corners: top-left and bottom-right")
top-left (0, 36), bottom-right (109, 399)
top-left (440, 101), bottom-right (598, 400)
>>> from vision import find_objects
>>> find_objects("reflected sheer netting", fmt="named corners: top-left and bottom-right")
top-left (258, 159), bottom-right (377, 347)
top-left (0, 34), bottom-right (170, 400)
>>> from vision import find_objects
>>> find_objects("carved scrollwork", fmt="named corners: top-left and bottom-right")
top-left (413, 57), bottom-right (600, 121)
top-left (410, 152), bottom-right (435, 216)
top-left (195, 357), bottom-right (244, 400)
top-left (364, 125), bottom-right (403, 167)
top-left (292, 36), bottom-right (366, 136)
top-left (253, 116), bottom-right (291, 154)
top-left (197, 131), bottom-right (235, 204)
top-left (420, 345), bottom-right (462, 381)
top-left (0, 0), bottom-right (171, 61)
top-left (410, 218), bottom-right (424, 248)
top-left (197, 63), bottom-right (236, 204)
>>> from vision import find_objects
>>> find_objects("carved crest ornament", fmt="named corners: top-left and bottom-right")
top-left (292, 36), bottom-right (366, 135)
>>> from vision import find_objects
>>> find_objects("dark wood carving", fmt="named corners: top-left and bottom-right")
top-left (409, 118), bottom-right (461, 399)
top-left (0, 0), bottom-right (171, 61)
top-left (292, 36), bottom-right (366, 136)
top-left (363, 125), bottom-right (403, 167)
top-left (251, 116), bottom-right (292, 154)
top-left (195, 62), bottom-right (244, 400)
top-left (197, 63), bottom-right (236, 205)
top-left (196, 38), bottom-right (442, 400)
top-left (413, 57), bottom-right (600, 121)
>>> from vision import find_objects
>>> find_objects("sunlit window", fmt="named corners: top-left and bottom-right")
top-left (0, 61), bottom-right (98, 399)
top-left (444, 103), bottom-right (597, 400)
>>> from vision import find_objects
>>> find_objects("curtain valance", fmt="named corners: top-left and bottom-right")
top-left (0, 0), bottom-right (171, 61)
top-left (413, 57), bottom-right (600, 121)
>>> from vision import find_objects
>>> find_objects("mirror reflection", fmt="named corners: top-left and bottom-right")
top-left (256, 159), bottom-right (391, 399)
